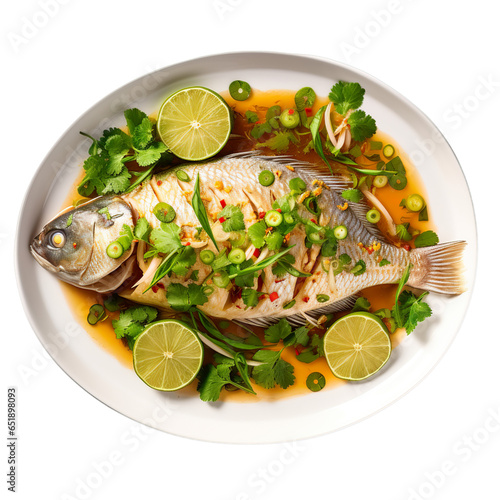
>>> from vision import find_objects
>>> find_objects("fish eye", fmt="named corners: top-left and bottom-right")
top-left (49, 231), bottom-right (66, 249)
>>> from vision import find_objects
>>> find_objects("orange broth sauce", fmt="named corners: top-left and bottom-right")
top-left (60, 89), bottom-right (434, 402)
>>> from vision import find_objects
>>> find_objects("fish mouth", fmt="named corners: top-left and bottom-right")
top-left (30, 237), bottom-right (60, 273)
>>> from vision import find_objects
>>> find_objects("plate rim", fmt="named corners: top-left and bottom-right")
top-left (14, 51), bottom-right (478, 443)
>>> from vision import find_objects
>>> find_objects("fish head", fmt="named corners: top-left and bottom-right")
top-left (30, 196), bottom-right (136, 289)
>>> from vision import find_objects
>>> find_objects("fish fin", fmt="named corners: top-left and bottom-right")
top-left (237, 295), bottom-right (358, 328)
top-left (408, 241), bottom-right (467, 294)
top-left (276, 159), bottom-right (391, 243)
top-left (347, 198), bottom-right (391, 244)
top-left (224, 150), bottom-right (262, 159)
top-left (224, 152), bottom-right (388, 242)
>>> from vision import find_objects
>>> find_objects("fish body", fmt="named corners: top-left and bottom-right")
top-left (31, 155), bottom-right (466, 324)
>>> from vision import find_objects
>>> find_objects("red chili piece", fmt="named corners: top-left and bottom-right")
top-left (258, 211), bottom-right (265, 219)
top-left (310, 218), bottom-right (317, 224)
top-left (269, 292), bottom-right (279, 302)
top-left (157, 283), bottom-right (165, 289)
top-left (73, 243), bottom-right (77, 248)
top-left (288, 109), bottom-right (294, 115)
top-left (219, 217), bottom-right (226, 223)
top-left (220, 199), bottom-right (226, 208)
top-left (302, 297), bottom-right (310, 303)
top-left (157, 180), bottom-right (163, 186)
top-left (184, 241), bottom-right (191, 246)
top-left (305, 107), bottom-right (313, 117)
top-left (152, 285), bottom-right (159, 293)
top-left (403, 243), bottom-right (411, 251)
top-left (276, 208), bottom-right (282, 213)
top-left (253, 248), bottom-right (261, 258)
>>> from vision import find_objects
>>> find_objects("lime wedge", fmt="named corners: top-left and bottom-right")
top-left (157, 86), bottom-right (232, 161)
top-left (133, 320), bottom-right (203, 391)
top-left (323, 312), bottom-right (391, 381)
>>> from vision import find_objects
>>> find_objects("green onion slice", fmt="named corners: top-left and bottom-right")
top-left (259, 170), bottom-right (275, 186)
top-left (153, 202), bottom-right (176, 223)
top-left (87, 304), bottom-right (106, 325)
top-left (229, 80), bottom-right (251, 101)
top-left (306, 372), bottom-right (326, 392)
top-left (176, 170), bottom-right (190, 182)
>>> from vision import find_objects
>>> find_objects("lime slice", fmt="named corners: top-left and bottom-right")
top-left (157, 86), bottom-right (232, 161)
top-left (323, 312), bottom-right (391, 381)
top-left (133, 320), bottom-right (204, 391)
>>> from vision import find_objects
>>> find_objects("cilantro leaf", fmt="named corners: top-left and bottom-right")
top-left (265, 231), bottom-right (284, 251)
top-left (245, 110), bottom-right (259, 123)
top-left (414, 231), bottom-right (439, 248)
top-left (166, 283), bottom-right (208, 312)
top-left (171, 246), bottom-right (196, 276)
top-left (132, 117), bottom-right (153, 150)
top-left (296, 350), bottom-right (320, 363)
top-left (97, 128), bottom-right (129, 150)
top-left (257, 131), bottom-right (298, 153)
top-left (150, 223), bottom-right (182, 254)
top-left (252, 349), bottom-right (280, 364)
top-left (392, 264), bottom-right (433, 334)
top-left (131, 306), bottom-right (158, 323)
top-left (293, 326), bottom-right (310, 347)
top-left (197, 365), bottom-right (228, 402)
top-left (101, 168), bottom-right (131, 194)
top-left (112, 305), bottom-right (158, 348)
top-left (106, 134), bottom-right (132, 156)
top-left (379, 258), bottom-right (390, 266)
top-left (136, 142), bottom-right (167, 167)
top-left (264, 319), bottom-right (292, 343)
top-left (134, 217), bottom-right (151, 242)
top-left (351, 297), bottom-right (371, 312)
top-left (273, 358), bottom-right (295, 389)
top-left (197, 353), bottom-right (256, 401)
top-left (310, 334), bottom-right (325, 357)
top-left (406, 295), bottom-right (432, 333)
top-left (252, 348), bottom-right (295, 390)
top-left (251, 362), bottom-right (276, 389)
top-left (241, 288), bottom-right (263, 308)
top-left (124, 108), bottom-right (148, 134)
top-left (328, 81), bottom-right (365, 115)
top-left (248, 220), bottom-right (266, 249)
top-left (341, 188), bottom-right (363, 203)
top-left (250, 121), bottom-right (272, 139)
top-left (347, 110), bottom-right (377, 142)
top-left (217, 205), bottom-right (245, 232)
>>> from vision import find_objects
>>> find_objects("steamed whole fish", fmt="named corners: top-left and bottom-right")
top-left (31, 155), bottom-right (466, 326)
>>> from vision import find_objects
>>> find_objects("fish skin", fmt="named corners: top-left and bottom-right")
top-left (32, 155), bottom-right (465, 320)
top-left (119, 156), bottom-right (412, 320)
top-left (30, 196), bottom-right (135, 292)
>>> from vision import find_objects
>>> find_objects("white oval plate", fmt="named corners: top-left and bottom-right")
top-left (15, 52), bottom-right (476, 443)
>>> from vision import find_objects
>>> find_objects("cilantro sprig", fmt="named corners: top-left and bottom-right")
top-left (197, 353), bottom-right (256, 402)
top-left (78, 108), bottom-right (168, 197)
top-left (112, 305), bottom-right (158, 349)
top-left (328, 81), bottom-right (376, 142)
top-left (217, 204), bottom-right (245, 232)
top-left (252, 348), bottom-right (295, 390)
top-left (392, 264), bottom-right (433, 334)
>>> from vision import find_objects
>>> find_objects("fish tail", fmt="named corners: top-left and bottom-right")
top-left (408, 241), bottom-right (467, 294)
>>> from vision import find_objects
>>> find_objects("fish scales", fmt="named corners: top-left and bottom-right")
top-left (31, 156), bottom-right (466, 324)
